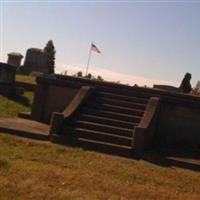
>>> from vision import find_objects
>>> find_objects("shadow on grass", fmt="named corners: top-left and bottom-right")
top-left (1, 113), bottom-right (199, 172)
top-left (1, 130), bottom-right (49, 141)
top-left (141, 147), bottom-right (200, 172)
top-left (51, 134), bottom-right (200, 172)
top-left (2, 94), bottom-right (31, 107)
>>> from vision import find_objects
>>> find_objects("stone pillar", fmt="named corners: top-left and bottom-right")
top-left (0, 62), bottom-right (16, 94)
top-left (0, 62), bottom-right (16, 84)
top-left (7, 52), bottom-right (23, 67)
top-left (31, 81), bottom-right (48, 122)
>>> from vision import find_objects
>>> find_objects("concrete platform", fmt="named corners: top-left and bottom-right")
top-left (0, 118), bottom-right (49, 140)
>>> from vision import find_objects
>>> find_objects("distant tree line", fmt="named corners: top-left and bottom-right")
top-left (74, 71), bottom-right (104, 81)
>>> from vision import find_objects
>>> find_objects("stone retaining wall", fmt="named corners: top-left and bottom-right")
top-left (31, 75), bottom-right (200, 148)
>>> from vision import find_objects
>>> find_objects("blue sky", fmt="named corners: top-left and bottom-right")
top-left (1, 1), bottom-right (200, 86)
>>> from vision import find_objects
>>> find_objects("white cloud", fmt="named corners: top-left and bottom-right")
top-left (55, 63), bottom-right (178, 87)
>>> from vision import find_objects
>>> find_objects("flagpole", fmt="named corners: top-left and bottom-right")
top-left (85, 43), bottom-right (92, 76)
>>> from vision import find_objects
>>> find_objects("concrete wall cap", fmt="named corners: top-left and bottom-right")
top-left (7, 52), bottom-right (23, 58)
top-left (27, 48), bottom-right (44, 53)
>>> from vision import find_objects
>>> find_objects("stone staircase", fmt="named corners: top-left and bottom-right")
top-left (59, 86), bottom-right (150, 156)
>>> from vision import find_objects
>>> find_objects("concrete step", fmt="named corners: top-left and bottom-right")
top-left (80, 108), bottom-right (142, 123)
top-left (74, 120), bottom-right (134, 137)
top-left (88, 96), bottom-right (147, 110)
top-left (0, 118), bottom-right (49, 141)
top-left (18, 112), bottom-right (32, 120)
top-left (96, 87), bottom-right (151, 99)
top-left (94, 91), bottom-right (149, 104)
top-left (78, 138), bottom-right (133, 157)
top-left (51, 133), bottom-right (134, 157)
top-left (84, 103), bottom-right (145, 116)
top-left (76, 114), bottom-right (137, 129)
top-left (71, 128), bottom-right (133, 146)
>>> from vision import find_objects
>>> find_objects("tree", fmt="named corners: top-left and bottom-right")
top-left (179, 72), bottom-right (192, 93)
top-left (44, 40), bottom-right (56, 74)
top-left (77, 71), bottom-right (83, 77)
top-left (97, 75), bottom-right (103, 81)
top-left (85, 73), bottom-right (92, 79)
top-left (192, 81), bottom-right (200, 95)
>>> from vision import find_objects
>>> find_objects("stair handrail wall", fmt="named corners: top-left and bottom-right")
top-left (133, 97), bottom-right (160, 156)
top-left (49, 86), bottom-right (94, 136)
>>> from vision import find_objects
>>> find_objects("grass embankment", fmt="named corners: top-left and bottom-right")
top-left (0, 75), bottom-right (34, 118)
top-left (0, 134), bottom-right (200, 200)
top-left (16, 75), bottom-right (36, 85)
top-left (0, 92), bottom-right (33, 118)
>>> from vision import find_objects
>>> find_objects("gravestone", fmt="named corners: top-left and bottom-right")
top-left (0, 62), bottom-right (16, 84)
top-left (17, 48), bottom-right (48, 75)
top-left (0, 62), bottom-right (23, 95)
top-left (0, 62), bottom-right (16, 94)
top-left (7, 52), bottom-right (23, 67)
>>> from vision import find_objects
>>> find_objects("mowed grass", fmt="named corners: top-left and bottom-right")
top-left (0, 92), bottom-right (33, 118)
top-left (0, 134), bottom-right (200, 200)
top-left (0, 74), bottom-right (34, 118)
top-left (16, 74), bottom-right (36, 85)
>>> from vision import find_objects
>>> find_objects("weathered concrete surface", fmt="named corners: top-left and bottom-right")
top-left (156, 100), bottom-right (200, 148)
top-left (153, 85), bottom-right (180, 93)
top-left (50, 86), bottom-right (93, 136)
top-left (133, 97), bottom-right (160, 155)
top-left (31, 77), bottom-right (79, 123)
top-left (0, 118), bottom-right (49, 140)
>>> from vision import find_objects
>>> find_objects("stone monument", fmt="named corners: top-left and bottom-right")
top-left (7, 52), bottom-right (23, 67)
top-left (17, 48), bottom-right (48, 75)
top-left (0, 62), bottom-right (24, 95)
top-left (0, 62), bottom-right (16, 94)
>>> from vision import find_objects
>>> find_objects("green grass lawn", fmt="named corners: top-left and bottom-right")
top-left (0, 74), bottom-right (34, 118)
top-left (16, 75), bottom-right (36, 85)
top-left (0, 92), bottom-right (33, 118)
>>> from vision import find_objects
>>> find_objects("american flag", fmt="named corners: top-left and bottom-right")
top-left (91, 43), bottom-right (101, 54)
